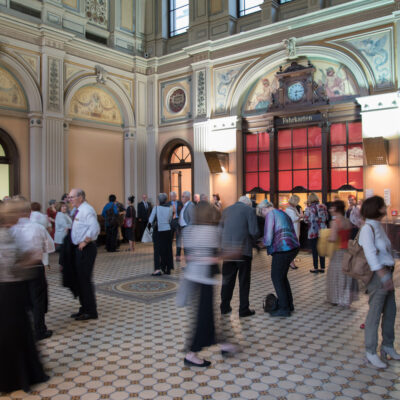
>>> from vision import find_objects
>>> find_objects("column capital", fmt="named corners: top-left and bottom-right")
top-left (124, 127), bottom-right (136, 140)
top-left (28, 113), bottom-right (43, 128)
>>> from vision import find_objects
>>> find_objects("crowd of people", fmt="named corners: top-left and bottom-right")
top-left (0, 188), bottom-right (398, 393)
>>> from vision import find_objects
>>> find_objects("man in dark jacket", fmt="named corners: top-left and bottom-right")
top-left (220, 196), bottom-right (258, 318)
top-left (168, 191), bottom-right (183, 261)
top-left (137, 194), bottom-right (152, 240)
top-left (101, 194), bottom-right (119, 252)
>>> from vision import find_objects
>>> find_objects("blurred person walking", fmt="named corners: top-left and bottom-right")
top-left (0, 198), bottom-right (49, 393)
top-left (124, 195), bottom-right (136, 252)
top-left (46, 199), bottom-right (57, 239)
top-left (326, 200), bottom-right (358, 307)
top-left (220, 196), bottom-right (258, 318)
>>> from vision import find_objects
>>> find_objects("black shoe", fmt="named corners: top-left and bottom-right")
top-left (70, 311), bottom-right (82, 318)
top-left (310, 269), bottom-right (319, 273)
top-left (75, 313), bottom-right (98, 321)
top-left (239, 309), bottom-right (255, 318)
top-left (269, 309), bottom-right (291, 317)
top-left (289, 305), bottom-right (295, 312)
top-left (318, 268), bottom-right (325, 273)
top-left (36, 330), bottom-right (53, 341)
top-left (221, 306), bottom-right (232, 315)
top-left (164, 270), bottom-right (171, 275)
top-left (184, 358), bottom-right (211, 367)
top-left (151, 271), bottom-right (162, 276)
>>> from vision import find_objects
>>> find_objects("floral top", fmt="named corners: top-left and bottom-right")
top-left (304, 203), bottom-right (329, 239)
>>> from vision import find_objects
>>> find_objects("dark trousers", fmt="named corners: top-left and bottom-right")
top-left (75, 243), bottom-right (97, 316)
top-left (105, 225), bottom-right (118, 252)
top-left (220, 256), bottom-right (252, 313)
top-left (28, 265), bottom-right (48, 336)
top-left (153, 230), bottom-right (173, 272)
top-left (171, 219), bottom-right (182, 256)
top-left (137, 220), bottom-right (148, 241)
top-left (189, 284), bottom-right (216, 352)
top-left (271, 248), bottom-right (298, 312)
top-left (309, 238), bottom-right (325, 269)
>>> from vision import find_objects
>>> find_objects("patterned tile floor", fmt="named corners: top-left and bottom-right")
top-left (1, 243), bottom-right (400, 400)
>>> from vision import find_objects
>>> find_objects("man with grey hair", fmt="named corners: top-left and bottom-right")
top-left (193, 193), bottom-right (200, 205)
top-left (68, 188), bottom-right (100, 321)
top-left (168, 191), bottom-right (183, 261)
top-left (220, 195), bottom-right (258, 318)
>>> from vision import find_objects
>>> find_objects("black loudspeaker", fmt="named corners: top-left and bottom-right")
top-left (363, 137), bottom-right (388, 165)
top-left (204, 152), bottom-right (229, 173)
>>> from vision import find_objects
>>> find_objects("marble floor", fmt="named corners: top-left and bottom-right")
top-left (1, 243), bottom-right (400, 400)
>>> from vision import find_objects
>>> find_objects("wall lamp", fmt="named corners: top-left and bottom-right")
top-left (204, 151), bottom-right (229, 173)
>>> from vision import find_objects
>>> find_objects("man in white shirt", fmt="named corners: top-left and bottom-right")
top-left (68, 188), bottom-right (100, 321)
top-left (10, 201), bottom-right (55, 340)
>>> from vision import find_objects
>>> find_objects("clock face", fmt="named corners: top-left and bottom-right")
top-left (287, 82), bottom-right (305, 102)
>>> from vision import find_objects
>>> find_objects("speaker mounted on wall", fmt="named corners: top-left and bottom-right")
top-left (204, 152), bottom-right (229, 173)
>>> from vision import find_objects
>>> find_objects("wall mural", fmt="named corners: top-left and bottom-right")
top-left (347, 30), bottom-right (393, 89)
top-left (69, 86), bottom-right (122, 125)
top-left (0, 66), bottom-right (27, 111)
top-left (244, 59), bottom-right (358, 114)
top-left (85, 0), bottom-right (108, 27)
top-left (214, 62), bottom-right (249, 115)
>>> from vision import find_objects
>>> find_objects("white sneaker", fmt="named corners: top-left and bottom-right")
top-left (381, 346), bottom-right (400, 361)
top-left (366, 352), bottom-right (387, 368)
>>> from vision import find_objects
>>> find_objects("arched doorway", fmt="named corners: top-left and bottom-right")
top-left (0, 129), bottom-right (20, 198)
top-left (160, 140), bottom-right (193, 198)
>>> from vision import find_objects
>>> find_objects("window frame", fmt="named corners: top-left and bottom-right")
top-left (237, 0), bottom-right (263, 17)
top-left (169, 0), bottom-right (189, 37)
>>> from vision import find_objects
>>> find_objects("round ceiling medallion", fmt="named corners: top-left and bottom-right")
top-left (168, 88), bottom-right (186, 113)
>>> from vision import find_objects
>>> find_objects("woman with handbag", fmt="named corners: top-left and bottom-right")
top-left (359, 195), bottom-right (399, 369)
top-left (148, 193), bottom-right (173, 276)
top-left (326, 200), bottom-right (358, 307)
top-left (124, 195), bottom-right (136, 252)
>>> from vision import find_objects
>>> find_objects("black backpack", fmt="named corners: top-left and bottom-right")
top-left (106, 206), bottom-right (118, 227)
top-left (263, 293), bottom-right (278, 313)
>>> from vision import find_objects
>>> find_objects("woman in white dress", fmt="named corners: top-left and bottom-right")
top-left (285, 195), bottom-right (302, 269)
top-left (54, 202), bottom-right (72, 251)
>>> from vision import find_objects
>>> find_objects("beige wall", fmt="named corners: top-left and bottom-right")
top-left (68, 125), bottom-right (124, 213)
top-left (0, 115), bottom-right (30, 199)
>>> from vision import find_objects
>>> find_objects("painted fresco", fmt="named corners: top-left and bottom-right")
top-left (69, 86), bottom-right (123, 125)
top-left (244, 59), bottom-right (358, 113)
top-left (214, 62), bottom-right (248, 114)
top-left (348, 30), bottom-right (393, 88)
top-left (0, 66), bottom-right (27, 111)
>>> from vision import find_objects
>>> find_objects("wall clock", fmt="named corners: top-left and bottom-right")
top-left (287, 82), bottom-right (305, 102)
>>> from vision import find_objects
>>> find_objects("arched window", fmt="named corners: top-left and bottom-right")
top-left (160, 141), bottom-right (193, 198)
top-left (0, 130), bottom-right (20, 199)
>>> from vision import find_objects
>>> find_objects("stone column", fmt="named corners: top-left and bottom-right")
top-left (124, 128), bottom-right (136, 202)
top-left (63, 119), bottom-right (71, 193)
top-left (193, 119), bottom-right (211, 196)
top-left (28, 114), bottom-right (44, 204)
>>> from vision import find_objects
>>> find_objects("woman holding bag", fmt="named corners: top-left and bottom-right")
top-left (124, 196), bottom-right (136, 252)
top-left (359, 195), bottom-right (399, 369)
top-left (149, 193), bottom-right (173, 276)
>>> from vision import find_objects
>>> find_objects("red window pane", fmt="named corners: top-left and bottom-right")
top-left (348, 144), bottom-right (363, 167)
top-left (348, 122), bottom-right (362, 143)
top-left (308, 126), bottom-right (321, 147)
top-left (279, 171), bottom-right (292, 191)
top-left (246, 134), bottom-right (258, 152)
top-left (308, 148), bottom-right (322, 168)
top-left (245, 172), bottom-right (258, 192)
top-left (331, 168), bottom-right (347, 190)
top-left (278, 129), bottom-right (291, 149)
top-left (258, 132), bottom-right (270, 151)
top-left (259, 172), bottom-right (270, 191)
top-left (259, 152), bottom-right (270, 171)
top-left (292, 128), bottom-right (307, 148)
top-left (331, 123), bottom-right (347, 145)
top-left (293, 170), bottom-right (307, 189)
top-left (278, 150), bottom-right (292, 170)
top-left (331, 145), bottom-right (347, 168)
top-left (309, 169), bottom-right (322, 190)
top-left (348, 167), bottom-right (363, 190)
top-left (293, 149), bottom-right (307, 170)
top-left (245, 153), bottom-right (258, 172)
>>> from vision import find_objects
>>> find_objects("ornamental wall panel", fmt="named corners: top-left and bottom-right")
top-left (0, 65), bottom-right (28, 111)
